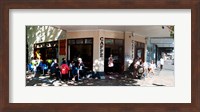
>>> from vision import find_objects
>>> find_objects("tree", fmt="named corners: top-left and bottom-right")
top-left (26, 26), bottom-right (65, 63)
top-left (162, 25), bottom-right (174, 38)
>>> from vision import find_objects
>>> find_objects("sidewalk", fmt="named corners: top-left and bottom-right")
top-left (135, 59), bottom-right (175, 86)
top-left (136, 70), bottom-right (174, 86)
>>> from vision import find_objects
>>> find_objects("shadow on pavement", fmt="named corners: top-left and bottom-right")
top-left (26, 73), bottom-right (140, 86)
top-left (152, 83), bottom-right (165, 86)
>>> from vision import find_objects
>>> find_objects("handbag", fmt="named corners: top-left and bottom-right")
top-left (108, 62), bottom-right (114, 67)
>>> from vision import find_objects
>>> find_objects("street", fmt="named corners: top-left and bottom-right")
top-left (26, 59), bottom-right (174, 86)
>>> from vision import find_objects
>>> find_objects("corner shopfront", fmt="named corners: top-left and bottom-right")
top-left (56, 30), bottom-right (146, 75)
top-left (31, 26), bottom-right (172, 75)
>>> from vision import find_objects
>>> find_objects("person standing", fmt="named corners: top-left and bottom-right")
top-left (108, 54), bottom-right (114, 74)
top-left (148, 60), bottom-right (156, 76)
top-left (160, 57), bottom-right (164, 71)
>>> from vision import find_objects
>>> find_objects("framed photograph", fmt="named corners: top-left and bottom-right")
top-left (0, 0), bottom-right (200, 112)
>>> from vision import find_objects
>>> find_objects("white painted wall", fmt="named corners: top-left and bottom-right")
top-left (124, 32), bottom-right (146, 70)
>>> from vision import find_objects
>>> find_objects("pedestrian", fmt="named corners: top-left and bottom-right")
top-left (160, 57), bottom-right (164, 70)
top-left (60, 59), bottom-right (70, 82)
top-left (148, 60), bottom-right (156, 77)
top-left (108, 54), bottom-right (114, 74)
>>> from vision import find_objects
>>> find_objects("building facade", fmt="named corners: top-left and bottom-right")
top-left (57, 29), bottom-right (146, 75)
top-left (28, 26), bottom-right (173, 76)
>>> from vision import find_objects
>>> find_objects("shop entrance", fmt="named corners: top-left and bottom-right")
top-left (33, 41), bottom-right (58, 68)
top-left (104, 38), bottom-right (124, 74)
top-left (135, 41), bottom-right (145, 62)
top-left (135, 48), bottom-right (144, 61)
top-left (67, 38), bottom-right (93, 70)
top-left (34, 41), bottom-right (58, 61)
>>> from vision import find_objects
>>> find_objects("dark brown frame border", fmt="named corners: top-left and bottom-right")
top-left (0, 0), bottom-right (199, 112)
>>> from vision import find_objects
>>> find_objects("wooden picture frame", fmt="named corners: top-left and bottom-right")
top-left (0, 0), bottom-right (200, 112)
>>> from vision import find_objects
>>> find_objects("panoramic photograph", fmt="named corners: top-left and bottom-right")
top-left (26, 25), bottom-right (174, 86)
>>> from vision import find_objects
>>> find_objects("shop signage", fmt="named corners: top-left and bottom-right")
top-left (132, 40), bottom-right (135, 58)
top-left (100, 37), bottom-right (104, 58)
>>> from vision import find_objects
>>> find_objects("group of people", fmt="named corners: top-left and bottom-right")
top-left (29, 58), bottom-right (48, 77)
top-left (28, 53), bottom-right (165, 82)
top-left (128, 57), bottom-right (165, 78)
top-left (49, 58), bottom-right (69, 81)
top-left (127, 58), bottom-right (156, 78)
top-left (49, 57), bottom-right (86, 82)
top-left (28, 56), bottom-right (86, 82)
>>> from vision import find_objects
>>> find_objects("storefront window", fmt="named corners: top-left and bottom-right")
top-left (135, 41), bottom-right (145, 61)
top-left (67, 38), bottom-right (93, 70)
top-left (68, 40), bottom-right (75, 44)
top-left (85, 38), bottom-right (93, 44)
top-left (115, 39), bottom-right (123, 46)
top-left (34, 41), bottom-right (58, 61)
top-left (105, 39), bottom-right (114, 44)
top-left (105, 38), bottom-right (124, 73)
top-left (46, 43), bottom-right (51, 47)
top-left (76, 39), bottom-right (84, 44)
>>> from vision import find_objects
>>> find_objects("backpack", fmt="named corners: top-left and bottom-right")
top-left (61, 64), bottom-right (69, 74)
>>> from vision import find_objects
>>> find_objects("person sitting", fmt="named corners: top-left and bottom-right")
top-left (77, 58), bottom-right (85, 80)
top-left (60, 58), bottom-right (68, 65)
top-left (60, 60), bottom-right (70, 82)
top-left (50, 59), bottom-right (61, 81)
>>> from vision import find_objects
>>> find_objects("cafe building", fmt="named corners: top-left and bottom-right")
top-left (56, 25), bottom-right (170, 75)
top-left (30, 25), bottom-right (172, 75)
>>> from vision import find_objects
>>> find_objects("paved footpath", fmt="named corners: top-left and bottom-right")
top-left (135, 59), bottom-right (174, 86)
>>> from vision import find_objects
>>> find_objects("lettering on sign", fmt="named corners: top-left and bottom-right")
top-left (132, 40), bottom-right (135, 58)
top-left (100, 37), bottom-right (104, 58)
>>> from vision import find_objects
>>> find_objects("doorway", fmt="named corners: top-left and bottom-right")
top-left (135, 41), bottom-right (145, 62)
top-left (67, 38), bottom-right (93, 70)
top-left (135, 48), bottom-right (144, 61)
top-left (34, 41), bottom-right (58, 62)
top-left (104, 38), bottom-right (124, 74)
